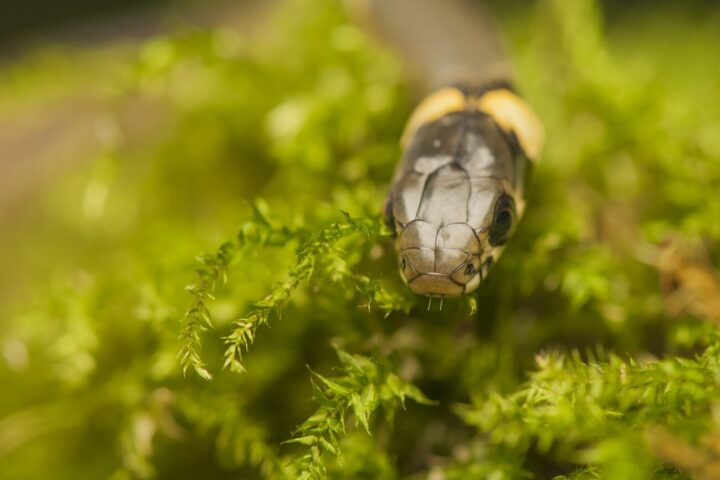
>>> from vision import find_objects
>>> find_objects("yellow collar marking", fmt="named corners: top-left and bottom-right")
top-left (402, 87), bottom-right (544, 162)
top-left (401, 87), bottom-right (466, 147)
top-left (476, 89), bottom-right (544, 162)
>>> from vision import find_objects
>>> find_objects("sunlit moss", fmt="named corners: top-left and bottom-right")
top-left (1, 0), bottom-right (719, 478)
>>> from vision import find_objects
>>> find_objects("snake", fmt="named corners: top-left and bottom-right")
top-left (351, 0), bottom-right (545, 300)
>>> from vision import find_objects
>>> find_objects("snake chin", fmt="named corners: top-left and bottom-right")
top-left (400, 270), bottom-right (482, 297)
top-left (395, 220), bottom-right (490, 297)
top-left (399, 251), bottom-right (484, 297)
top-left (404, 272), bottom-right (465, 297)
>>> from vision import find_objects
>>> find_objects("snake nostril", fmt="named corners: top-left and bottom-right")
top-left (400, 257), bottom-right (407, 270)
top-left (465, 262), bottom-right (476, 275)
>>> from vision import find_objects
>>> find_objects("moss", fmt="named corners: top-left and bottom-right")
top-left (1, 0), bottom-right (720, 478)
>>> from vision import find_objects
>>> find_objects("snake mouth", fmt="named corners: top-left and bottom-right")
top-left (408, 272), bottom-right (465, 297)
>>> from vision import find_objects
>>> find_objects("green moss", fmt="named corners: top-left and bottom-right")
top-left (1, 0), bottom-right (720, 478)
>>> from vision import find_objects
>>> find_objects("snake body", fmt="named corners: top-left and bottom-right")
top-left (356, 0), bottom-right (544, 297)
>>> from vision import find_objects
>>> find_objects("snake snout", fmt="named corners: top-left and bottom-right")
top-left (407, 273), bottom-right (464, 296)
top-left (398, 221), bottom-right (484, 297)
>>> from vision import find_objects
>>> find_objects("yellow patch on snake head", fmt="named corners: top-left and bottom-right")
top-left (476, 89), bottom-right (544, 161)
top-left (401, 87), bottom-right (466, 147)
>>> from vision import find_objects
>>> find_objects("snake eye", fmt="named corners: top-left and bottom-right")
top-left (488, 194), bottom-right (516, 246)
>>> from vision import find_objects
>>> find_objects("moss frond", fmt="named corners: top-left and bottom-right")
top-left (285, 347), bottom-right (433, 479)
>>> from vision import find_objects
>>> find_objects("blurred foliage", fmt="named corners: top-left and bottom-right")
top-left (1, 0), bottom-right (720, 478)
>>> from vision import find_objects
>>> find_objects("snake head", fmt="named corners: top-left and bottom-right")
top-left (387, 181), bottom-right (517, 298)
top-left (384, 87), bottom-right (531, 299)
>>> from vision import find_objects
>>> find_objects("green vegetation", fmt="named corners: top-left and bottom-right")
top-left (1, 0), bottom-right (720, 478)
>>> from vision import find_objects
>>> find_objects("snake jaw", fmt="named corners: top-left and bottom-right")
top-left (464, 272), bottom-right (481, 294)
top-left (407, 272), bottom-right (466, 297)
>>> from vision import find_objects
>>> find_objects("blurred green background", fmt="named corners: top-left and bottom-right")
top-left (1, 0), bottom-right (720, 479)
